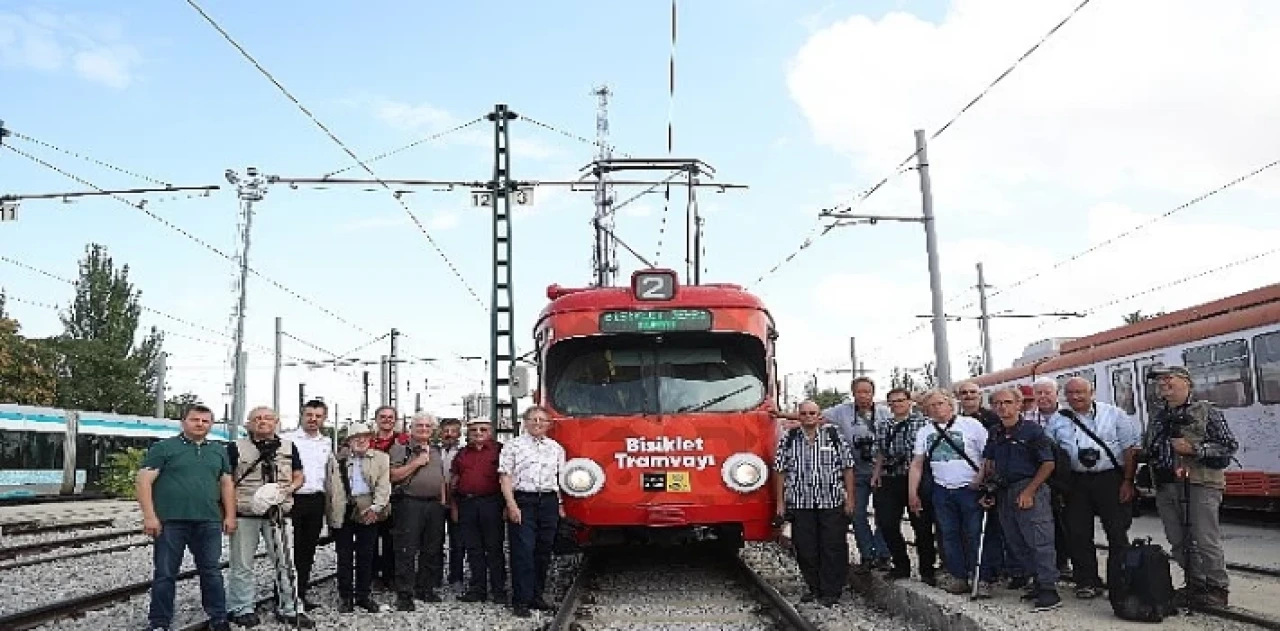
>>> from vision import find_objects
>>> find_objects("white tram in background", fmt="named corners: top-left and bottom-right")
top-left (973, 283), bottom-right (1280, 511)
top-left (0, 404), bottom-right (239, 498)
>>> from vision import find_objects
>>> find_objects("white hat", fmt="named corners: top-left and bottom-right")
top-left (466, 417), bottom-right (493, 427)
top-left (345, 421), bottom-right (375, 440)
top-left (250, 483), bottom-right (287, 516)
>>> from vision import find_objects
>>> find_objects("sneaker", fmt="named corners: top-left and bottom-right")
top-left (338, 598), bottom-right (354, 613)
top-left (873, 558), bottom-right (893, 571)
top-left (920, 571), bottom-right (938, 587)
top-left (939, 574), bottom-right (970, 595)
top-left (395, 593), bottom-right (416, 612)
top-left (449, 581), bottom-right (465, 593)
top-left (529, 597), bottom-right (555, 611)
top-left (355, 597), bottom-right (382, 613)
top-left (458, 592), bottom-right (487, 603)
top-left (415, 589), bottom-right (442, 603)
top-left (228, 612), bottom-right (260, 627)
top-left (512, 605), bottom-right (532, 618)
top-left (276, 613), bottom-right (316, 629)
top-left (1074, 585), bottom-right (1102, 599)
top-left (818, 595), bottom-right (839, 607)
top-left (491, 591), bottom-right (509, 605)
top-left (1034, 590), bottom-right (1063, 612)
top-left (1020, 582), bottom-right (1040, 601)
top-left (886, 565), bottom-right (911, 580)
top-left (1007, 576), bottom-right (1030, 590)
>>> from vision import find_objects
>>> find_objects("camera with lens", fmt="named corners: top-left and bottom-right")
top-left (854, 435), bottom-right (875, 462)
top-left (1078, 447), bottom-right (1102, 469)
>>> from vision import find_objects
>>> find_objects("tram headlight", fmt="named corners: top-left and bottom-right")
top-left (559, 458), bottom-right (605, 498)
top-left (721, 453), bottom-right (768, 493)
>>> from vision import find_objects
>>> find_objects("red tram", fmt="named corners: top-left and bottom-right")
top-left (535, 269), bottom-right (780, 547)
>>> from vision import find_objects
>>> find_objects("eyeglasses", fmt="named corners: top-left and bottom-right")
top-left (992, 399), bottom-right (1019, 406)
top-left (887, 398), bottom-right (910, 404)
top-left (798, 411), bottom-right (820, 416)
top-left (958, 389), bottom-right (980, 395)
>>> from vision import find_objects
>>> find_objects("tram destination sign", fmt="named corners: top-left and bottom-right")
top-left (599, 309), bottom-right (713, 333)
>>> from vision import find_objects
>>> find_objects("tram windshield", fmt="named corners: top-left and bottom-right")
top-left (546, 333), bottom-right (767, 416)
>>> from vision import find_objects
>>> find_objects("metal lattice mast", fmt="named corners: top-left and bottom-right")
top-left (591, 85), bottom-right (617, 287)
top-left (225, 167), bottom-right (267, 439)
top-left (488, 104), bottom-right (519, 435)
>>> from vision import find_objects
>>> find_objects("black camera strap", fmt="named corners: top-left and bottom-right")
top-left (930, 419), bottom-right (980, 473)
top-left (1059, 407), bottom-right (1121, 470)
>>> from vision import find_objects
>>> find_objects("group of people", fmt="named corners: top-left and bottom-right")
top-left (136, 400), bottom-right (566, 631)
top-left (774, 369), bottom-right (1238, 612)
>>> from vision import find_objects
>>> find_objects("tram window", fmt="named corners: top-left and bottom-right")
top-left (1111, 367), bottom-right (1136, 415)
top-left (1142, 363), bottom-right (1166, 419)
top-left (1253, 332), bottom-right (1280, 404)
top-left (1182, 339), bottom-right (1253, 408)
top-left (546, 333), bottom-right (767, 416)
top-left (1057, 369), bottom-right (1096, 392)
top-left (0, 430), bottom-right (23, 469)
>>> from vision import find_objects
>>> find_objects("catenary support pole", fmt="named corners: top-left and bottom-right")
top-left (155, 352), bottom-right (167, 418)
top-left (976, 262), bottom-right (994, 375)
top-left (915, 129), bottom-right (952, 388)
top-left (273, 316), bottom-right (283, 412)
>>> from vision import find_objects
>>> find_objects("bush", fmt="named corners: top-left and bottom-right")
top-left (100, 447), bottom-right (147, 499)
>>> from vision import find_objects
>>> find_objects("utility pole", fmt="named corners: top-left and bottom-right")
top-left (380, 355), bottom-right (390, 406)
top-left (849, 337), bottom-right (857, 379)
top-left (361, 370), bottom-right (370, 421)
top-left (154, 352), bottom-right (167, 418)
top-left (976, 262), bottom-right (994, 375)
top-left (226, 167), bottom-right (268, 437)
top-left (273, 316), bottom-right (283, 412)
top-left (388, 328), bottom-right (400, 414)
top-left (298, 383), bottom-right (306, 417)
top-left (591, 85), bottom-right (618, 287)
top-left (915, 130), bottom-right (952, 388)
top-left (415, 392), bottom-right (422, 413)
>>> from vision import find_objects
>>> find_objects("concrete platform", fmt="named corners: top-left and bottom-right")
top-left (847, 512), bottom-right (1280, 630)
top-left (0, 499), bottom-right (138, 527)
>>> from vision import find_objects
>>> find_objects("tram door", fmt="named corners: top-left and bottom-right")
top-left (1132, 357), bottom-right (1166, 430)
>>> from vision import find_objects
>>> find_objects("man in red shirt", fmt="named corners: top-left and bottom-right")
top-left (367, 405), bottom-right (408, 590)
top-left (449, 417), bottom-right (507, 604)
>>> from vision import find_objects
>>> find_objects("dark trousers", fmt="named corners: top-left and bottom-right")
top-left (291, 493), bottom-right (326, 599)
top-left (1066, 469), bottom-right (1132, 588)
top-left (459, 494), bottom-right (507, 597)
top-left (509, 491), bottom-right (560, 606)
top-left (149, 520), bottom-right (226, 628)
top-left (875, 476), bottom-right (936, 575)
top-left (376, 517), bottom-right (395, 583)
top-left (393, 496), bottom-right (447, 594)
top-left (334, 521), bottom-right (378, 600)
top-left (791, 507), bottom-right (850, 599)
top-left (447, 516), bottom-right (465, 584)
top-left (999, 480), bottom-right (1059, 590)
top-left (1052, 489), bottom-right (1071, 570)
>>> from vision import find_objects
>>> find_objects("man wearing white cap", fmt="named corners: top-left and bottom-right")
top-left (324, 421), bottom-right (392, 614)
top-left (225, 406), bottom-right (313, 628)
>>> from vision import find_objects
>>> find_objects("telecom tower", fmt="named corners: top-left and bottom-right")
top-left (590, 85), bottom-right (618, 287)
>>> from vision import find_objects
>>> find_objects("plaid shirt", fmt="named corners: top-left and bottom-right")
top-left (872, 413), bottom-right (929, 477)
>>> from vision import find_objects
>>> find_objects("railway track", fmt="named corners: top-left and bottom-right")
top-left (0, 518), bottom-right (116, 537)
top-left (0, 528), bottom-right (143, 565)
top-left (0, 537), bottom-right (334, 630)
top-left (549, 545), bottom-right (819, 631)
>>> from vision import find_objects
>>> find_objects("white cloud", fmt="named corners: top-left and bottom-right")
top-left (0, 10), bottom-right (140, 88)
top-left (782, 0), bottom-right (1280, 382)
top-left (374, 100), bottom-right (455, 133)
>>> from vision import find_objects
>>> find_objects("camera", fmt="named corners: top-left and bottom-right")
top-left (854, 436), bottom-right (875, 462)
top-left (1078, 447), bottom-right (1101, 469)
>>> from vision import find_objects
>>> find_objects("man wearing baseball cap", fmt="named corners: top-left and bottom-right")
top-left (1142, 365), bottom-right (1238, 607)
top-left (325, 421), bottom-right (392, 614)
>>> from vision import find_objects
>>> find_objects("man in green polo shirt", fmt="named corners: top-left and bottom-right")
top-left (137, 404), bottom-right (236, 631)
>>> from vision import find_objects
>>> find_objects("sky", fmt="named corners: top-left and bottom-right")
top-left (2, 0), bottom-right (1279, 430)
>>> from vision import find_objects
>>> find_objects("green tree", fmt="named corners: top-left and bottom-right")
top-left (0, 314), bottom-right (59, 406)
top-left (54, 244), bottom-right (164, 414)
top-left (164, 392), bottom-right (202, 419)
top-left (810, 387), bottom-right (849, 410)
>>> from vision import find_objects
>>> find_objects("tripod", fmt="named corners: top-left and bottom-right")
top-left (266, 504), bottom-right (304, 629)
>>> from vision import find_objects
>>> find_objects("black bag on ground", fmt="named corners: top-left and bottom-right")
top-left (1108, 537), bottom-right (1177, 623)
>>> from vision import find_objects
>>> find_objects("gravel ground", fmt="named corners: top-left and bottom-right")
top-left (740, 542), bottom-right (922, 631)
top-left (26, 546), bottom-right (338, 631)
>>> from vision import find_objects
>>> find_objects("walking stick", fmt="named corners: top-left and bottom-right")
top-left (971, 507), bottom-right (989, 600)
top-left (1179, 467), bottom-right (1197, 612)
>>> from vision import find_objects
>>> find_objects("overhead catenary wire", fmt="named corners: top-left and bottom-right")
top-left (655, 0), bottom-right (678, 267)
top-left (2, 143), bottom-right (374, 336)
top-left (7, 131), bottom-right (174, 187)
top-left (321, 117), bottom-right (487, 179)
top-left (517, 115), bottom-right (632, 160)
top-left (183, 0), bottom-right (483, 310)
top-left (750, 0), bottom-right (1096, 288)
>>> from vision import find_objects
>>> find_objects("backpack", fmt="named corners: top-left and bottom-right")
top-left (1108, 537), bottom-right (1177, 623)
top-left (1036, 434), bottom-right (1074, 494)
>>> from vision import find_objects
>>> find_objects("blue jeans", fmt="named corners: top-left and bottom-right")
top-left (149, 520), bottom-right (226, 628)
top-left (931, 485), bottom-right (994, 582)
top-left (508, 492), bottom-right (560, 606)
top-left (853, 473), bottom-right (889, 562)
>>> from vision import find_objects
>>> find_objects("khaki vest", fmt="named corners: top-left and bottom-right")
top-left (233, 438), bottom-right (297, 516)
top-left (1175, 401), bottom-right (1227, 490)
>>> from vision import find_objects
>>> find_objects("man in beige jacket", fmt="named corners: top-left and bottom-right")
top-left (324, 422), bottom-right (392, 614)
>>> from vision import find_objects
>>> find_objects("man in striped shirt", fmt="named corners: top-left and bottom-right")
top-left (871, 388), bottom-right (936, 583)
top-left (774, 400), bottom-right (856, 607)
